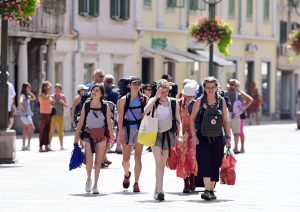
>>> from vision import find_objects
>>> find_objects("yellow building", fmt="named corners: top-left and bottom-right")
top-left (134, 0), bottom-right (300, 120)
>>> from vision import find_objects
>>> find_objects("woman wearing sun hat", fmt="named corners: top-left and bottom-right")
top-left (176, 81), bottom-right (199, 193)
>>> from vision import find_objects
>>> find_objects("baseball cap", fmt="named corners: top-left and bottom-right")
top-left (130, 76), bottom-right (141, 83)
top-left (104, 74), bottom-right (114, 83)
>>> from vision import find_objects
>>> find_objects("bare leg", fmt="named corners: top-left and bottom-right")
top-left (22, 125), bottom-right (28, 147)
top-left (122, 144), bottom-right (132, 177)
top-left (134, 143), bottom-right (143, 184)
top-left (152, 146), bottom-right (168, 193)
top-left (93, 141), bottom-right (107, 187)
top-left (84, 141), bottom-right (93, 181)
top-left (27, 124), bottom-right (35, 147)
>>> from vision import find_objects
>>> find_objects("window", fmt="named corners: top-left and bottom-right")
top-left (144, 0), bottom-right (151, 8)
top-left (83, 63), bottom-right (95, 84)
top-left (246, 0), bottom-right (253, 20)
top-left (263, 0), bottom-right (270, 21)
top-left (189, 0), bottom-right (205, 11)
top-left (44, 0), bottom-right (66, 15)
top-left (111, 0), bottom-right (130, 20)
top-left (228, 0), bottom-right (235, 18)
top-left (280, 21), bottom-right (287, 43)
top-left (79, 0), bottom-right (99, 17)
top-left (167, 0), bottom-right (184, 8)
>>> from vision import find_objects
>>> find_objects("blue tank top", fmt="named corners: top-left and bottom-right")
top-left (125, 96), bottom-right (142, 129)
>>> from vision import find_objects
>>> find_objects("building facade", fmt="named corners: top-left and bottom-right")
top-left (3, 0), bottom-right (300, 132)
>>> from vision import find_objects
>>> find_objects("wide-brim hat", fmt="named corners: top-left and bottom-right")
top-left (77, 84), bottom-right (89, 92)
top-left (182, 81), bottom-right (199, 96)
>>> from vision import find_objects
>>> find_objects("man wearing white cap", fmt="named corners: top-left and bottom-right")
top-left (176, 81), bottom-right (199, 193)
top-left (70, 84), bottom-right (89, 127)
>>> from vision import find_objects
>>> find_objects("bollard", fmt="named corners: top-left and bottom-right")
top-left (296, 111), bottom-right (300, 129)
top-left (0, 130), bottom-right (16, 164)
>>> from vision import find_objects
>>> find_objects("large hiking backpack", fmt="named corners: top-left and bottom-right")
top-left (198, 96), bottom-right (223, 138)
top-left (118, 76), bottom-right (134, 98)
top-left (150, 81), bottom-right (178, 98)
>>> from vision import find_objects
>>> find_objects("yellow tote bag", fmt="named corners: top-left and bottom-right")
top-left (138, 114), bottom-right (158, 147)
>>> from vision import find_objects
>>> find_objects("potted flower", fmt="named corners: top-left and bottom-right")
top-left (0, 0), bottom-right (39, 20)
top-left (287, 29), bottom-right (300, 60)
top-left (189, 16), bottom-right (233, 56)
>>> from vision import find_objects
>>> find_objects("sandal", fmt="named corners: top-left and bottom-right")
top-left (133, 182), bottom-right (140, 192)
top-left (122, 171), bottom-right (131, 189)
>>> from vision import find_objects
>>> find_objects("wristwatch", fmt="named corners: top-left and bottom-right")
top-left (225, 135), bottom-right (231, 140)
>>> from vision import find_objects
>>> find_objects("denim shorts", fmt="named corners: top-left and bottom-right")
top-left (21, 115), bottom-right (33, 125)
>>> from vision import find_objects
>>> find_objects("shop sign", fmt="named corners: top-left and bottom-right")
top-left (152, 38), bottom-right (167, 49)
top-left (85, 43), bottom-right (98, 51)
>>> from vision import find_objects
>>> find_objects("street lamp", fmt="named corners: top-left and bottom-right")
top-left (203, 0), bottom-right (222, 77)
top-left (0, 17), bottom-right (9, 130)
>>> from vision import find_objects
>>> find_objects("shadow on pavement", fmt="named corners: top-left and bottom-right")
top-left (165, 191), bottom-right (200, 196)
top-left (0, 165), bottom-right (22, 169)
top-left (69, 193), bottom-right (108, 197)
top-left (186, 199), bottom-right (234, 203)
top-left (136, 200), bottom-right (178, 203)
top-left (110, 191), bottom-right (147, 195)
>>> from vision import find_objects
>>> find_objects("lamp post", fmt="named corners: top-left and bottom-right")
top-left (203, 0), bottom-right (222, 77)
top-left (0, 17), bottom-right (9, 130)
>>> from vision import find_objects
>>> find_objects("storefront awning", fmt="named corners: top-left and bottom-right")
top-left (166, 49), bottom-right (209, 62)
top-left (195, 50), bottom-right (235, 67)
top-left (143, 48), bottom-right (193, 63)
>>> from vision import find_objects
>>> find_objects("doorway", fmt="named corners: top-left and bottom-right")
top-left (142, 57), bottom-right (154, 84)
top-left (245, 61), bottom-right (254, 92)
top-left (261, 62), bottom-right (270, 116)
top-left (280, 71), bottom-right (293, 119)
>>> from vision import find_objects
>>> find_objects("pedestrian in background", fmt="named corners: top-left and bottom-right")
top-left (190, 76), bottom-right (231, 201)
top-left (86, 69), bottom-right (105, 92)
top-left (118, 77), bottom-right (146, 193)
top-left (143, 79), bottom-right (182, 201)
top-left (177, 81), bottom-right (198, 193)
top-left (235, 80), bottom-right (253, 153)
top-left (49, 83), bottom-right (68, 150)
top-left (38, 81), bottom-right (53, 152)
top-left (19, 83), bottom-right (36, 151)
top-left (74, 83), bottom-right (115, 194)
top-left (7, 77), bottom-right (16, 129)
top-left (142, 84), bottom-right (152, 98)
top-left (248, 82), bottom-right (261, 125)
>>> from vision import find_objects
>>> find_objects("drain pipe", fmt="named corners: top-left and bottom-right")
top-left (71, 0), bottom-right (81, 97)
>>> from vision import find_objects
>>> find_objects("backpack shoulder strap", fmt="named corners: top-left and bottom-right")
top-left (124, 93), bottom-right (131, 114)
top-left (101, 100), bottom-right (108, 127)
top-left (218, 96), bottom-right (223, 111)
top-left (81, 100), bottom-right (91, 130)
top-left (200, 96), bottom-right (205, 109)
top-left (139, 92), bottom-right (146, 113)
top-left (170, 98), bottom-right (176, 119)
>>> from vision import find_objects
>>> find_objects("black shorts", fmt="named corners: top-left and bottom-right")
top-left (8, 111), bottom-right (14, 118)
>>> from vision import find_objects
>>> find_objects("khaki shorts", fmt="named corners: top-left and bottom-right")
top-left (230, 115), bottom-right (241, 134)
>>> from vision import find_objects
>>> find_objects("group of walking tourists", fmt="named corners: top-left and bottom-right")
top-left (15, 67), bottom-right (260, 201)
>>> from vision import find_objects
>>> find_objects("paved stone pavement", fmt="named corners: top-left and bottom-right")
top-left (1, 121), bottom-right (300, 212)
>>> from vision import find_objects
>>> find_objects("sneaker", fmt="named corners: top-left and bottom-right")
top-left (122, 171), bottom-right (131, 189)
top-left (22, 146), bottom-right (26, 151)
top-left (133, 183), bottom-right (140, 192)
top-left (157, 192), bottom-right (165, 201)
top-left (60, 146), bottom-right (66, 151)
top-left (39, 148), bottom-right (44, 152)
top-left (26, 145), bottom-right (30, 151)
top-left (85, 180), bottom-right (92, 193)
top-left (201, 190), bottom-right (212, 201)
top-left (92, 186), bottom-right (99, 194)
top-left (154, 192), bottom-right (158, 200)
top-left (209, 190), bottom-right (217, 199)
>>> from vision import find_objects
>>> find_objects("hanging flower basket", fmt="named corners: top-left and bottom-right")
top-left (0, 0), bottom-right (39, 21)
top-left (287, 29), bottom-right (300, 60)
top-left (189, 16), bottom-right (233, 56)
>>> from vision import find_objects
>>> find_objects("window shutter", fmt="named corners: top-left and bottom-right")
top-left (228, 0), bottom-right (235, 18)
top-left (176, 0), bottom-right (184, 8)
top-left (79, 0), bottom-right (87, 16)
top-left (89, 0), bottom-right (99, 17)
top-left (120, 0), bottom-right (130, 20)
top-left (247, 0), bottom-right (253, 19)
top-left (280, 21), bottom-right (287, 44)
top-left (110, 0), bottom-right (119, 20)
top-left (167, 0), bottom-right (176, 8)
top-left (189, 0), bottom-right (198, 10)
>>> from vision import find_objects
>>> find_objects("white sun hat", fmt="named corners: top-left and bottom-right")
top-left (182, 81), bottom-right (199, 97)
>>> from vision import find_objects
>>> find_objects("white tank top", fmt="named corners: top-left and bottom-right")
top-left (156, 104), bottom-right (171, 121)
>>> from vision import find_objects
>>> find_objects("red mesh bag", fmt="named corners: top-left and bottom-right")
top-left (220, 149), bottom-right (237, 185)
top-left (166, 147), bottom-right (177, 170)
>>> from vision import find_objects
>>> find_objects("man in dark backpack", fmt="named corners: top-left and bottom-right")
top-left (117, 76), bottom-right (147, 193)
top-left (190, 76), bottom-right (231, 201)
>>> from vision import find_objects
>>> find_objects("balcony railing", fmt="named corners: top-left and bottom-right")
top-left (9, 0), bottom-right (65, 35)
top-left (278, 43), bottom-right (288, 56)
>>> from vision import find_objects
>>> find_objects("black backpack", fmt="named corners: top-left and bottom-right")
top-left (198, 96), bottom-right (223, 138)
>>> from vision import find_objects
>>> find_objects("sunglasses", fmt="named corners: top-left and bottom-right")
top-left (99, 75), bottom-right (105, 78)
top-left (145, 88), bottom-right (152, 91)
top-left (132, 81), bottom-right (141, 86)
